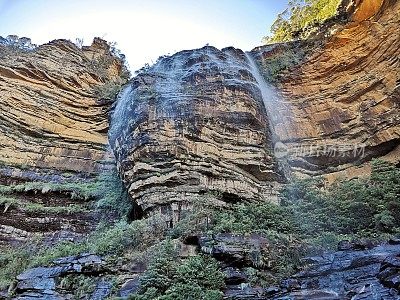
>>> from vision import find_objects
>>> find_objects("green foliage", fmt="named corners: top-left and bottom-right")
top-left (58, 274), bottom-right (96, 299)
top-left (174, 255), bottom-right (225, 291)
top-left (0, 166), bottom-right (137, 289)
top-left (0, 196), bottom-right (86, 214)
top-left (86, 40), bottom-right (130, 102)
top-left (86, 41), bottom-right (130, 80)
top-left (93, 78), bottom-right (126, 102)
top-left (281, 160), bottom-right (400, 237)
top-left (131, 241), bottom-right (225, 300)
top-left (265, 0), bottom-right (342, 43)
top-left (88, 218), bottom-right (162, 255)
top-left (0, 181), bottom-right (98, 201)
top-left (0, 241), bottom-right (86, 291)
top-left (1, 159), bottom-right (397, 294)
top-left (95, 168), bottom-right (132, 220)
top-left (137, 240), bottom-right (179, 296)
top-left (212, 201), bottom-right (295, 235)
top-left (169, 160), bottom-right (398, 284)
top-left (0, 246), bottom-right (31, 289)
top-left (259, 48), bottom-right (305, 82)
top-left (0, 213), bottom-right (169, 290)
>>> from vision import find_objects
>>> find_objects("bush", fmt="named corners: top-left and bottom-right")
top-left (0, 181), bottom-right (99, 201)
top-left (132, 241), bottom-right (225, 300)
top-left (93, 79), bottom-right (126, 102)
top-left (281, 159), bottom-right (400, 237)
top-left (212, 201), bottom-right (295, 235)
top-left (0, 247), bottom-right (31, 290)
top-left (95, 168), bottom-right (132, 220)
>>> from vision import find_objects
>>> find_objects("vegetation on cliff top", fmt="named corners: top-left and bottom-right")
top-left (264, 0), bottom-right (342, 43)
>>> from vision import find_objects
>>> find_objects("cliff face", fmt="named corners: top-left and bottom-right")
top-left (0, 0), bottom-right (399, 298)
top-left (109, 0), bottom-right (399, 214)
top-left (109, 46), bottom-right (283, 216)
top-left (0, 37), bottom-right (124, 174)
top-left (252, 0), bottom-right (399, 180)
top-left (0, 0), bottom-right (397, 241)
top-left (0, 37), bottom-right (127, 244)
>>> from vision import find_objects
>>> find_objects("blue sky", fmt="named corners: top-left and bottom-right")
top-left (0, 0), bottom-right (287, 71)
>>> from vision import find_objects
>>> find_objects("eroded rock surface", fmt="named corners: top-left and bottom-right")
top-left (12, 254), bottom-right (108, 300)
top-left (196, 235), bottom-right (400, 300)
top-left (252, 0), bottom-right (400, 180)
top-left (109, 46), bottom-right (283, 215)
top-left (109, 0), bottom-right (399, 215)
top-left (0, 37), bottom-right (125, 173)
top-left (0, 37), bottom-right (127, 245)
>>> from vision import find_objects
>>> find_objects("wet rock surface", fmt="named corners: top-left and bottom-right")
top-left (9, 253), bottom-right (148, 300)
top-left (109, 46), bottom-right (283, 217)
top-left (8, 235), bottom-right (400, 300)
top-left (13, 254), bottom-right (107, 300)
top-left (198, 233), bottom-right (272, 268)
top-left (221, 241), bottom-right (400, 299)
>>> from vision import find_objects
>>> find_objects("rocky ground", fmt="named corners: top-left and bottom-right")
top-left (7, 236), bottom-right (400, 300)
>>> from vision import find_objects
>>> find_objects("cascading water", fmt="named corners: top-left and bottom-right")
top-left (108, 45), bottom-right (285, 210)
top-left (245, 52), bottom-right (294, 177)
top-left (244, 52), bottom-right (293, 144)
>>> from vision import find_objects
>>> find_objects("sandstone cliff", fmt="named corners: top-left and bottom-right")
top-left (109, 47), bottom-right (283, 217)
top-left (251, 0), bottom-right (399, 180)
top-left (0, 37), bottom-right (126, 174)
top-left (0, 37), bottom-right (128, 244)
top-left (0, 0), bottom-right (398, 298)
top-left (109, 0), bottom-right (399, 216)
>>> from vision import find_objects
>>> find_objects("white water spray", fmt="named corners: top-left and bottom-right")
top-left (245, 52), bottom-right (293, 146)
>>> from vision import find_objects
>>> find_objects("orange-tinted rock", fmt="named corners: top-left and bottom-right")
top-left (0, 38), bottom-right (126, 174)
top-left (252, 0), bottom-right (399, 179)
top-left (109, 46), bottom-right (283, 215)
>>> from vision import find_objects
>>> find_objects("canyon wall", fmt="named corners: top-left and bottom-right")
top-left (252, 0), bottom-right (399, 180)
top-left (0, 0), bottom-right (397, 225)
top-left (0, 37), bottom-right (125, 174)
top-left (109, 0), bottom-right (399, 215)
top-left (0, 37), bottom-right (127, 244)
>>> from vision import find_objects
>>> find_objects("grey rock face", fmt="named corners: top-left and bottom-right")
top-left (13, 254), bottom-right (106, 300)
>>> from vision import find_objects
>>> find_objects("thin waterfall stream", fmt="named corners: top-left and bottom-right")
top-left (245, 52), bottom-right (294, 179)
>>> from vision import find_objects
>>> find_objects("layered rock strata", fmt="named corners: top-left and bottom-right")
top-left (252, 0), bottom-right (400, 180)
top-left (109, 46), bottom-right (283, 215)
top-left (0, 37), bottom-right (127, 245)
top-left (0, 37), bottom-right (125, 174)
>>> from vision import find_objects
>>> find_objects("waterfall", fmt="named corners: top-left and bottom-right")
top-left (245, 52), bottom-right (293, 176)
top-left (108, 83), bottom-right (133, 150)
top-left (245, 53), bottom-right (285, 142)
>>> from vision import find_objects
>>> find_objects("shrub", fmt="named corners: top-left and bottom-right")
top-left (280, 159), bottom-right (400, 237)
top-left (58, 274), bottom-right (96, 299)
top-left (93, 79), bottom-right (125, 102)
top-left (0, 181), bottom-right (98, 201)
top-left (0, 247), bottom-right (31, 290)
top-left (212, 201), bottom-right (295, 235)
top-left (132, 241), bottom-right (225, 300)
top-left (95, 168), bottom-right (132, 220)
